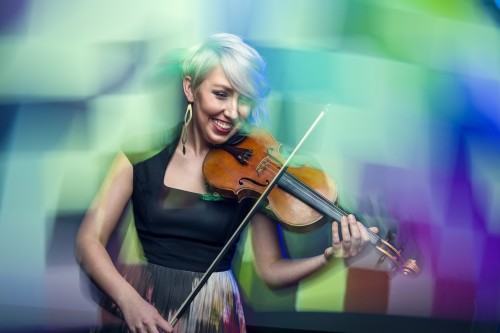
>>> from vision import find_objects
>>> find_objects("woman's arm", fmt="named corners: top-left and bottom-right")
top-left (251, 211), bottom-right (377, 289)
top-left (75, 152), bottom-right (172, 333)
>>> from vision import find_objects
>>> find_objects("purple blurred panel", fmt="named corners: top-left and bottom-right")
top-left (442, 138), bottom-right (488, 232)
top-left (435, 226), bottom-right (485, 282)
top-left (403, 221), bottom-right (437, 278)
top-left (0, 0), bottom-right (31, 33)
top-left (359, 164), bottom-right (438, 227)
top-left (474, 236), bottom-right (500, 321)
top-left (432, 278), bottom-right (476, 320)
top-left (359, 164), bottom-right (443, 269)
top-left (46, 213), bottom-right (85, 267)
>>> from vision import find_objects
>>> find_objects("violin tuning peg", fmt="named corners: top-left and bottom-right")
top-left (401, 259), bottom-right (420, 277)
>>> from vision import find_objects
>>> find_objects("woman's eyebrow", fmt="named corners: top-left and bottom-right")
top-left (212, 83), bottom-right (234, 91)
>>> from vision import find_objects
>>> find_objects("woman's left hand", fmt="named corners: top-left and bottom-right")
top-left (324, 214), bottom-right (379, 260)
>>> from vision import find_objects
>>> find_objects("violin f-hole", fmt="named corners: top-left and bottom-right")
top-left (239, 177), bottom-right (269, 187)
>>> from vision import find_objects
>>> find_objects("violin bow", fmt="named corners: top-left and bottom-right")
top-left (169, 105), bottom-right (329, 327)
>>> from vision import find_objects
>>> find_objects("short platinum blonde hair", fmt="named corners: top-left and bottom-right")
top-left (181, 33), bottom-right (270, 124)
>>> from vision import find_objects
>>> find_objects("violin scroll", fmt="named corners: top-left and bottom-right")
top-left (375, 236), bottom-right (420, 277)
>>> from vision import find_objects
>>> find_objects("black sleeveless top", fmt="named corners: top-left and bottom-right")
top-left (124, 125), bottom-right (251, 272)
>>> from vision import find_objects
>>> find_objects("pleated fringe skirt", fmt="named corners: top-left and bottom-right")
top-left (93, 263), bottom-right (246, 333)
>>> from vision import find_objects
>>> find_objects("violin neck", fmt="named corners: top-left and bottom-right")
top-left (278, 172), bottom-right (380, 244)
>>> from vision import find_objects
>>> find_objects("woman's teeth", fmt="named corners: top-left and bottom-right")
top-left (213, 119), bottom-right (232, 130)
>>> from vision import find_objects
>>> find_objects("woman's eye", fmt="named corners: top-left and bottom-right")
top-left (214, 91), bottom-right (228, 99)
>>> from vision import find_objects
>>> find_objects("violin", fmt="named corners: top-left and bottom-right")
top-left (202, 128), bottom-right (420, 277)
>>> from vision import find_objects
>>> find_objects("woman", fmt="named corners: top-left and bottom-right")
top-left (76, 33), bottom-right (377, 333)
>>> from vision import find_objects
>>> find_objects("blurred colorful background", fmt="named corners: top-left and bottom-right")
top-left (1, 0), bottom-right (499, 332)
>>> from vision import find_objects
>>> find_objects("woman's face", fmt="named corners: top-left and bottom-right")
top-left (184, 66), bottom-right (252, 146)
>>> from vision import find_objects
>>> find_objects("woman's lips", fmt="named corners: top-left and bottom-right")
top-left (212, 118), bottom-right (233, 133)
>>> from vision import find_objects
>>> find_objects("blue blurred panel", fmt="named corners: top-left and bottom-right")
top-left (481, 0), bottom-right (500, 24)
top-left (8, 100), bottom-right (90, 152)
top-left (0, 104), bottom-right (19, 211)
top-left (260, 47), bottom-right (335, 93)
top-left (0, 104), bottom-right (18, 152)
top-left (46, 213), bottom-right (85, 267)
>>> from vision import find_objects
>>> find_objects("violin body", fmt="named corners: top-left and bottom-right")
top-left (203, 129), bottom-right (336, 232)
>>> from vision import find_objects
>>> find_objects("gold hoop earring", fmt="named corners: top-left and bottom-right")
top-left (181, 103), bottom-right (193, 155)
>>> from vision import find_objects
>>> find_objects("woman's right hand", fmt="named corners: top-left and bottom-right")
top-left (119, 293), bottom-right (173, 333)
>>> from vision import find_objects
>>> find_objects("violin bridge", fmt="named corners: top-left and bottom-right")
top-left (256, 157), bottom-right (271, 176)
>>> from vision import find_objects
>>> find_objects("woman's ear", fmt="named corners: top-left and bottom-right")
top-left (183, 76), bottom-right (195, 103)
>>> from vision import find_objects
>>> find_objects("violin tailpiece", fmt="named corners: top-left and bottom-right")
top-left (222, 145), bottom-right (253, 164)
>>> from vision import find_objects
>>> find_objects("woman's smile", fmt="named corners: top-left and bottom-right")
top-left (211, 118), bottom-right (233, 133)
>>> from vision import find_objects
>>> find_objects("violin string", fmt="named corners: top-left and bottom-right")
top-left (242, 155), bottom-right (346, 218)
top-left (280, 171), bottom-right (380, 244)
top-left (236, 152), bottom-right (339, 215)
top-left (261, 159), bottom-right (347, 217)
top-left (227, 148), bottom-right (402, 268)
top-left (241, 155), bottom-right (380, 243)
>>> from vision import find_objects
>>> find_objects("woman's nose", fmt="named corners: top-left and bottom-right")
top-left (224, 97), bottom-right (239, 120)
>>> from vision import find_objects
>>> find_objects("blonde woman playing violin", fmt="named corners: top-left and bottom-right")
top-left (76, 33), bottom-right (377, 333)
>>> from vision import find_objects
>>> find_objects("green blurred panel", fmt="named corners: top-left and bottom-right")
top-left (88, 94), bottom-right (166, 152)
top-left (232, 228), bottom-right (255, 299)
top-left (408, 0), bottom-right (481, 20)
top-left (28, 1), bottom-right (201, 43)
top-left (451, 23), bottom-right (500, 79)
top-left (281, 225), bottom-right (330, 258)
top-left (340, 0), bottom-right (498, 74)
top-left (233, 226), bottom-right (296, 311)
top-left (247, 0), bottom-right (346, 50)
top-left (376, 7), bottom-right (449, 64)
top-left (265, 49), bottom-right (429, 117)
top-left (296, 259), bottom-right (347, 311)
top-left (379, 11), bottom-right (499, 76)
top-left (283, 226), bottom-right (341, 312)
top-left (54, 152), bottom-right (114, 213)
top-left (119, 213), bottom-right (146, 264)
top-left (0, 41), bottom-right (103, 97)
top-left (246, 272), bottom-right (297, 311)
